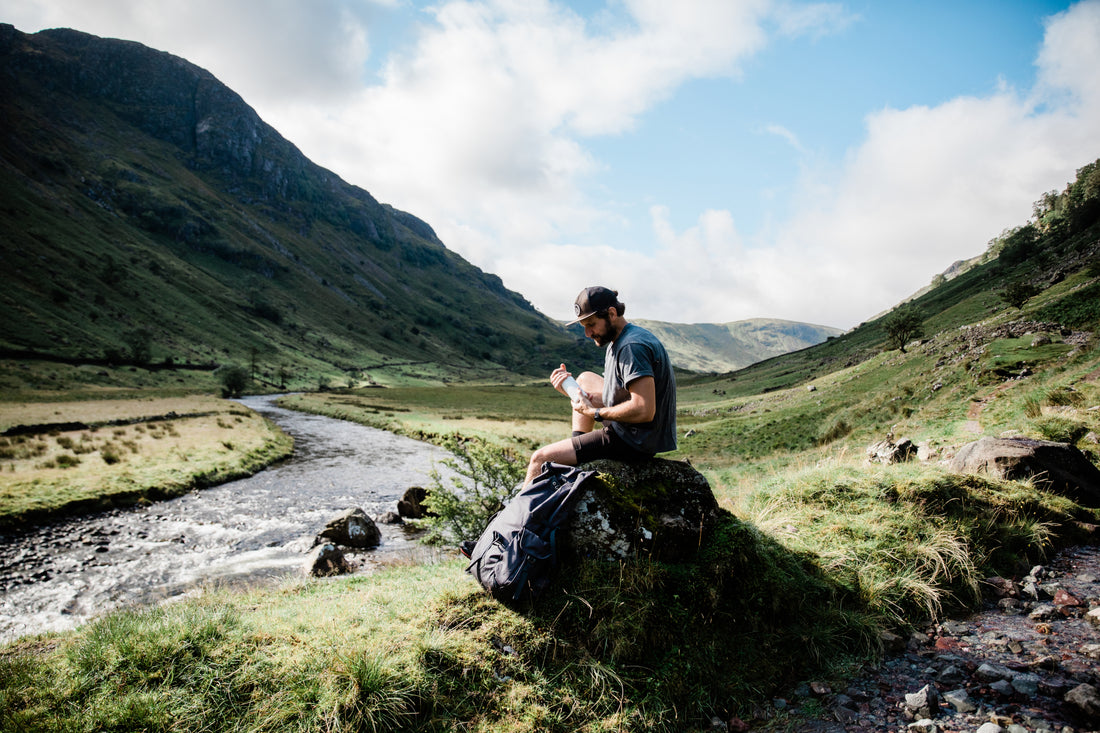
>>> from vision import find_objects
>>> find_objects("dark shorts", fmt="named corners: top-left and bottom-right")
top-left (571, 426), bottom-right (650, 464)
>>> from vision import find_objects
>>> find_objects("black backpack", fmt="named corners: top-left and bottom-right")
top-left (465, 462), bottom-right (595, 603)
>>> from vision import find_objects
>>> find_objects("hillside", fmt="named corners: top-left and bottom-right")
top-left (0, 24), bottom-right (591, 390)
top-left (634, 317), bottom-right (842, 373)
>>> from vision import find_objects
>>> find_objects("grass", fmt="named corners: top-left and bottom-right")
top-left (0, 396), bottom-right (293, 527)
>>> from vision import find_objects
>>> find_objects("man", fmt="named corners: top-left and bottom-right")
top-left (522, 286), bottom-right (677, 487)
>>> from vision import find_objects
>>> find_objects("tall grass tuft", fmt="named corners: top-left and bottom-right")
top-left (331, 652), bottom-right (417, 732)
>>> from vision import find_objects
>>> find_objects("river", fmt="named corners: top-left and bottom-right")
top-left (0, 395), bottom-right (452, 642)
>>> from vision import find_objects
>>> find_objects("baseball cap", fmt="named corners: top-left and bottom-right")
top-left (567, 286), bottom-right (619, 325)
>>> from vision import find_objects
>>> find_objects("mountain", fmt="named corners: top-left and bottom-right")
top-left (633, 318), bottom-right (843, 373)
top-left (0, 24), bottom-right (591, 387)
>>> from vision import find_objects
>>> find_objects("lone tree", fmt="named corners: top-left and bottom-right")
top-left (220, 365), bottom-right (251, 398)
top-left (999, 281), bottom-right (1041, 310)
top-left (883, 305), bottom-right (924, 353)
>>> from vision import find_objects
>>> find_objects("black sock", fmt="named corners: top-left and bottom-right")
top-left (572, 431), bottom-right (585, 438)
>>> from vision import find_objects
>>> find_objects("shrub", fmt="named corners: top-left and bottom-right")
top-left (415, 435), bottom-right (525, 544)
top-left (55, 454), bottom-right (81, 468)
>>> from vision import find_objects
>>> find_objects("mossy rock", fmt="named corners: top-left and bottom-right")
top-left (559, 457), bottom-right (720, 562)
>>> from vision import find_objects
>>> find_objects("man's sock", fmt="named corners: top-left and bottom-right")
top-left (572, 431), bottom-right (585, 438)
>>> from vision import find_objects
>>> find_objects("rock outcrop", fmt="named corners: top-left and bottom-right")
top-left (866, 436), bottom-right (916, 465)
top-left (558, 458), bottom-right (720, 563)
top-left (947, 436), bottom-right (1100, 506)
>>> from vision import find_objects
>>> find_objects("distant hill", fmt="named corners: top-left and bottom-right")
top-left (633, 319), bottom-right (843, 373)
top-left (0, 24), bottom-right (589, 387)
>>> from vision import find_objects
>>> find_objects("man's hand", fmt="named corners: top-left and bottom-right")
top-left (549, 364), bottom-right (571, 393)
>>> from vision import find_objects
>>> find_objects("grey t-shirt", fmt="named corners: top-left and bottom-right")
top-left (602, 322), bottom-right (677, 454)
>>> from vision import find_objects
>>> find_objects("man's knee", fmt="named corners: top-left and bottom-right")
top-left (577, 371), bottom-right (602, 394)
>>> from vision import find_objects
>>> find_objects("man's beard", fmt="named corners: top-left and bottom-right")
top-left (590, 318), bottom-right (621, 347)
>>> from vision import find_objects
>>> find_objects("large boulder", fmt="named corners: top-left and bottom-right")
top-left (947, 437), bottom-right (1100, 506)
top-left (314, 507), bottom-right (381, 549)
top-left (558, 458), bottom-right (721, 563)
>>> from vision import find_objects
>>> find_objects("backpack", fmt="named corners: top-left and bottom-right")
top-left (465, 462), bottom-right (595, 604)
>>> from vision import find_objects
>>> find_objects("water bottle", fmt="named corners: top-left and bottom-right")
top-left (561, 376), bottom-right (592, 406)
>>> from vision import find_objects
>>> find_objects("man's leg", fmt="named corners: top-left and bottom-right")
top-left (523, 436), bottom-right (577, 487)
top-left (523, 371), bottom-right (604, 487)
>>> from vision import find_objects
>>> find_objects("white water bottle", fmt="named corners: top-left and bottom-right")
top-left (561, 376), bottom-right (593, 406)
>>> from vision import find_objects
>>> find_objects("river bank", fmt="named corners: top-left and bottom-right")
top-left (0, 394), bottom-right (293, 529)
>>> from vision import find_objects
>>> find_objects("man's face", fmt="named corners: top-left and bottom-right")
top-left (580, 312), bottom-right (617, 347)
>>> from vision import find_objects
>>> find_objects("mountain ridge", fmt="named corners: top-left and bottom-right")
top-left (633, 318), bottom-right (842, 373)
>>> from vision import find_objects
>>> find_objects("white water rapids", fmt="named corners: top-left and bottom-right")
top-left (0, 395), bottom-right (452, 641)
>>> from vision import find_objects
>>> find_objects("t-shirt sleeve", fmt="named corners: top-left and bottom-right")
top-left (616, 342), bottom-right (656, 386)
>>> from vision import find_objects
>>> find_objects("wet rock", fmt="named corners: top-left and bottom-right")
top-left (1064, 682), bottom-right (1100, 720)
top-left (305, 543), bottom-right (353, 577)
top-left (397, 486), bottom-right (432, 519)
top-left (1029, 603), bottom-right (1060, 621)
top-left (1011, 672), bottom-right (1041, 696)
top-left (314, 507), bottom-right (380, 549)
top-left (376, 511), bottom-right (403, 525)
top-left (906, 719), bottom-right (936, 732)
top-left (975, 724), bottom-right (1005, 733)
top-left (559, 458), bottom-right (720, 562)
top-left (976, 662), bottom-right (1015, 682)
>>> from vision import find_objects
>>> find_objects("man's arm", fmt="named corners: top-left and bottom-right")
top-left (576, 376), bottom-right (655, 424)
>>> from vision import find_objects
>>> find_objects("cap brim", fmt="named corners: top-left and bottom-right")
top-left (566, 310), bottom-right (597, 326)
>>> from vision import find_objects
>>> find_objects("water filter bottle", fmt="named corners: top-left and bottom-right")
top-left (561, 376), bottom-right (593, 406)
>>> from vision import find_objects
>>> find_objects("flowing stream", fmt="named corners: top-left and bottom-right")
top-left (0, 395), bottom-right (451, 641)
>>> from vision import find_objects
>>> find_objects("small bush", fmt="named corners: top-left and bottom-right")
top-left (415, 435), bottom-right (525, 544)
top-left (101, 445), bottom-right (122, 464)
top-left (1023, 395), bottom-right (1044, 419)
top-left (55, 454), bottom-right (81, 469)
top-left (56, 436), bottom-right (75, 450)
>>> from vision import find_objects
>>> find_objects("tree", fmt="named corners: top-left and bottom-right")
top-left (122, 328), bottom-right (153, 365)
top-left (883, 305), bottom-right (924, 353)
top-left (999, 281), bottom-right (1041, 310)
top-left (220, 365), bottom-right (250, 398)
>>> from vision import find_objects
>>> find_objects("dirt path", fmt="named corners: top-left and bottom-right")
top-left (964, 382), bottom-right (1020, 435)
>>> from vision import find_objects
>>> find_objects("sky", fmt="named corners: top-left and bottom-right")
top-left (4, 1), bottom-right (1100, 329)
